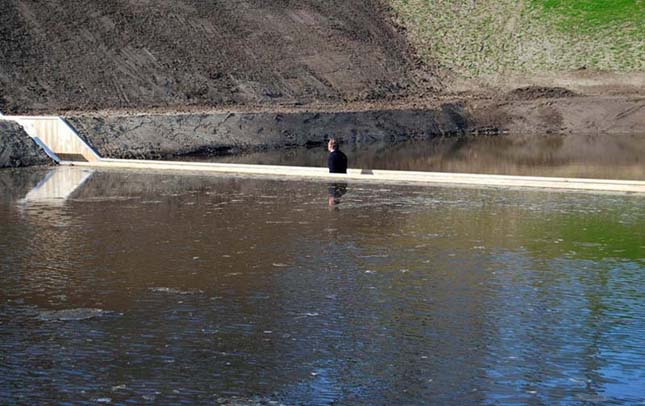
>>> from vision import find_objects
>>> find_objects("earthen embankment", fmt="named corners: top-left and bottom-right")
top-left (0, 0), bottom-right (432, 114)
top-left (0, 120), bottom-right (52, 168)
top-left (1, 1), bottom-right (642, 166)
top-left (67, 104), bottom-right (468, 159)
top-left (65, 96), bottom-right (644, 160)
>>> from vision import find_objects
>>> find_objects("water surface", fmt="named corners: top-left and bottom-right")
top-left (186, 134), bottom-right (645, 180)
top-left (1, 167), bottom-right (643, 405)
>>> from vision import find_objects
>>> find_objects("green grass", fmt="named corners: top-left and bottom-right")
top-left (530, 0), bottom-right (645, 34)
top-left (531, 0), bottom-right (645, 30)
top-left (389, 0), bottom-right (644, 77)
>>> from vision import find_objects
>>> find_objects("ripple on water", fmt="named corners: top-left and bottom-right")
top-left (148, 287), bottom-right (204, 295)
top-left (1, 169), bottom-right (643, 405)
top-left (37, 308), bottom-right (117, 321)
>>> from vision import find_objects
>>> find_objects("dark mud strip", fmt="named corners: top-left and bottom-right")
top-left (67, 104), bottom-right (470, 159)
top-left (0, 120), bottom-right (52, 168)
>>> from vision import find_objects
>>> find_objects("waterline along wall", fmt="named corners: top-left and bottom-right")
top-left (3, 115), bottom-right (645, 194)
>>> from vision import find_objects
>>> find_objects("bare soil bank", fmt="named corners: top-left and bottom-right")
top-left (66, 96), bottom-right (644, 160)
top-left (469, 96), bottom-right (645, 136)
top-left (0, 0), bottom-right (431, 114)
top-left (67, 104), bottom-right (467, 159)
top-left (1, 1), bottom-right (642, 164)
top-left (0, 120), bottom-right (51, 168)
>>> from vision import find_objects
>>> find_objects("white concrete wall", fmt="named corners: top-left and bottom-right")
top-left (3, 113), bottom-right (643, 194)
top-left (70, 158), bottom-right (645, 194)
top-left (2, 116), bottom-right (100, 162)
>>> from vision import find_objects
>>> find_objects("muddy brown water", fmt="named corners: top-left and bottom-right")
top-left (185, 134), bottom-right (645, 181)
top-left (1, 167), bottom-right (644, 405)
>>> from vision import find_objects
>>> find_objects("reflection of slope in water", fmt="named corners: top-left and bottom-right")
top-left (198, 134), bottom-right (645, 180)
top-left (21, 167), bottom-right (95, 205)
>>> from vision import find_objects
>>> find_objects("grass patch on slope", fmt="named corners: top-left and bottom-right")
top-left (390, 0), bottom-right (644, 77)
top-left (533, 0), bottom-right (644, 32)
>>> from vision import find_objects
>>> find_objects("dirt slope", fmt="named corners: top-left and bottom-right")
top-left (0, 0), bottom-right (433, 114)
top-left (0, 120), bottom-right (52, 167)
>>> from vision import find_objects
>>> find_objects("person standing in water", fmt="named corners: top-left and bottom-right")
top-left (327, 138), bottom-right (348, 174)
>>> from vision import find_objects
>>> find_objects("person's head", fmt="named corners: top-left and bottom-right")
top-left (327, 138), bottom-right (338, 152)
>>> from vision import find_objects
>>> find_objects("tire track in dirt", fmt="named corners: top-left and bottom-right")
top-left (1, 0), bottom-right (434, 114)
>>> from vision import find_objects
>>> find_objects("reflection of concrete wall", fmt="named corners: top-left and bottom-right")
top-left (23, 167), bottom-right (94, 204)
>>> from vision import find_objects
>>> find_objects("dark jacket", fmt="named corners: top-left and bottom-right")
top-left (328, 149), bottom-right (348, 173)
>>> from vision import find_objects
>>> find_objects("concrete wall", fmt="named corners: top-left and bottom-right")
top-left (3, 116), bottom-right (100, 162)
top-left (72, 158), bottom-right (645, 193)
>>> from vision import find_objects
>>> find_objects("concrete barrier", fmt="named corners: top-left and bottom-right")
top-left (2, 116), bottom-right (100, 162)
top-left (70, 158), bottom-right (645, 194)
top-left (3, 114), bottom-right (644, 194)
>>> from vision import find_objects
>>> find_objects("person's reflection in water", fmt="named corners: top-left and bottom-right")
top-left (328, 182), bottom-right (348, 209)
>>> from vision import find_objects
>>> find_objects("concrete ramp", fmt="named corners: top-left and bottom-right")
top-left (3, 116), bottom-right (100, 162)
